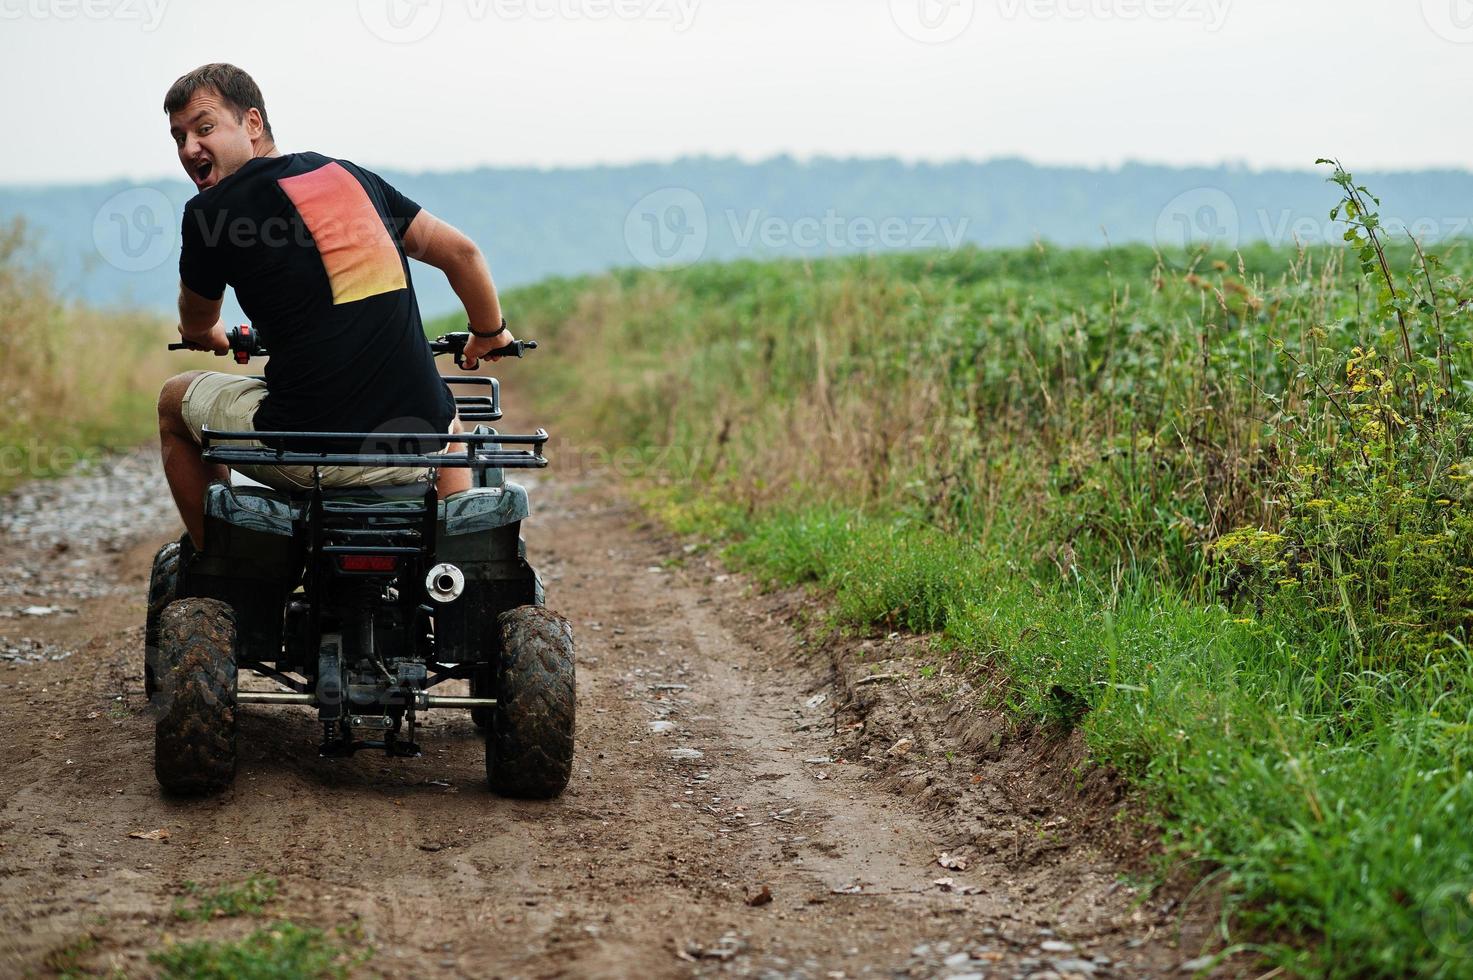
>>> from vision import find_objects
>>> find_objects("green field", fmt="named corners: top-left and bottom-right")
top-left (455, 175), bottom-right (1473, 976)
top-left (0, 219), bottom-right (173, 493)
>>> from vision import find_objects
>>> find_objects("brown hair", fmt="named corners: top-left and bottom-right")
top-left (163, 63), bottom-right (274, 140)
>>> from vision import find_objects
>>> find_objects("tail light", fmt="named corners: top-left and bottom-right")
top-left (336, 555), bottom-right (400, 573)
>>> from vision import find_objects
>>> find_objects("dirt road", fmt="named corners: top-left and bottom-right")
top-left (0, 454), bottom-right (1222, 978)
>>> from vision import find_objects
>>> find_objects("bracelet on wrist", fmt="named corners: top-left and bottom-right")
top-left (468, 317), bottom-right (507, 339)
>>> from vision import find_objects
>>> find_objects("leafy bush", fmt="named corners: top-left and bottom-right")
top-left (1213, 163), bottom-right (1473, 662)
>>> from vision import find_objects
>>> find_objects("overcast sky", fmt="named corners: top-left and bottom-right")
top-left (1, 0), bottom-right (1470, 185)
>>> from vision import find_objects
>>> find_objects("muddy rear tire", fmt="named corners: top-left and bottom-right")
top-left (470, 581), bottom-right (545, 731)
top-left (154, 598), bottom-right (238, 796)
top-left (144, 538), bottom-right (184, 702)
top-left (486, 606), bottom-right (575, 799)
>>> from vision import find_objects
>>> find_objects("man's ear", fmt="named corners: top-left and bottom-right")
top-left (245, 107), bottom-right (265, 141)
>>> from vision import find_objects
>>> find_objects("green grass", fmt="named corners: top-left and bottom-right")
top-left (43, 934), bottom-right (105, 980)
top-left (149, 922), bottom-right (368, 980)
top-left (453, 214), bottom-right (1473, 975)
top-left (0, 219), bottom-right (172, 492)
top-left (173, 874), bottom-right (279, 922)
top-left (683, 503), bottom-right (1473, 976)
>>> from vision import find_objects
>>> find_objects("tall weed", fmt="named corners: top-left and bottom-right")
top-left (0, 219), bottom-right (173, 490)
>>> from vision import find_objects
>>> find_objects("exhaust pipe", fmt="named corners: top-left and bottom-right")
top-left (425, 563), bottom-right (465, 603)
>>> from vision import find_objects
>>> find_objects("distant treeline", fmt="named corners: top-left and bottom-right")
top-left (3, 156), bottom-right (1471, 319)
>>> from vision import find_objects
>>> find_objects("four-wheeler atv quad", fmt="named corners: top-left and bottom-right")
top-left (145, 327), bottom-right (574, 798)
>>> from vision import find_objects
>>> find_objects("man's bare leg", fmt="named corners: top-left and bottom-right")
top-left (437, 417), bottom-right (472, 499)
top-left (158, 372), bottom-right (227, 549)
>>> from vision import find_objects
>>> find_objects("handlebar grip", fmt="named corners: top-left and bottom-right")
top-left (449, 338), bottom-right (538, 370)
top-left (168, 325), bottom-right (264, 359)
top-left (488, 339), bottom-right (538, 358)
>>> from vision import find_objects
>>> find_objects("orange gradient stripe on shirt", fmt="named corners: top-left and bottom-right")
top-left (277, 162), bottom-right (406, 305)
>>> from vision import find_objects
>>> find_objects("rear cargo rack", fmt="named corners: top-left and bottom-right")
top-left (200, 428), bottom-right (548, 471)
top-left (447, 376), bottom-right (501, 423)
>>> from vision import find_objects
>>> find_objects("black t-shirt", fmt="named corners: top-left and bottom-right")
top-left (178, 151), bottom-right (454, 436)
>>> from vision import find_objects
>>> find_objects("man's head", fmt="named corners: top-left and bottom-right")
top-left (164, 64), bottom-right (274, 192)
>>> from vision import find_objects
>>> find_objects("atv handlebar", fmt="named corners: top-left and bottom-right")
top-left (168, 324), bottom-right (264, 364)
top-left (167, 326), bottom-right (538, 369)
top-left (429, 332), bottom-right (538, 370)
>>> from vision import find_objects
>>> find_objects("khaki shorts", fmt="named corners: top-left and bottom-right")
top-left (181, 372), bottom-right (448, 493)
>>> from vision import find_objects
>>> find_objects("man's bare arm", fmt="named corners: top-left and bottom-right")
top-left (402, 211), bottom-right (513, 364)
top-left (177, 283), bottom-right (229, 352)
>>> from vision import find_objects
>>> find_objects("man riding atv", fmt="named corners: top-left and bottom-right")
top-left (157, 62), bottom-right (514, 544)
top-left (145, 64), bottom-right (574, 799)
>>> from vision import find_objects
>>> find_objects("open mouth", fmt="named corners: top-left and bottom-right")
top-left (195, 159), bottom-right (214, 185)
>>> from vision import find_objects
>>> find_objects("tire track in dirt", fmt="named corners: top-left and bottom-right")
top-left (0, 457), bottom-right (1219, 978)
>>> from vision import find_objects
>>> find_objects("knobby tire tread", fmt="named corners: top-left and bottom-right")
top-left (154, 598), bottom-right (238, 796)
top-left (487, 606), bottom-right (575, 799)
top-left (143, 539), bottom-right (182, 700)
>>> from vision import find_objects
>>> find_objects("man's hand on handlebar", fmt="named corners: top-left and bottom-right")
top-left (461, 324), bottom-right (518, 369)
top-left (177, 319), bottom-right (231, 355)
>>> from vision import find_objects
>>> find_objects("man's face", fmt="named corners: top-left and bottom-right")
top-left (168, 88), bottom-right (260, 192)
